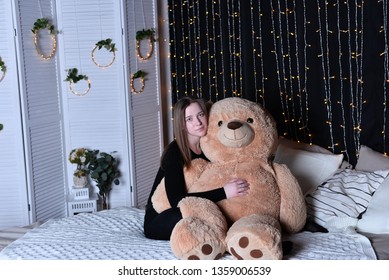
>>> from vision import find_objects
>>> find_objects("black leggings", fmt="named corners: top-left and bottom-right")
top-left (143, 206), bottom-right (182, 240)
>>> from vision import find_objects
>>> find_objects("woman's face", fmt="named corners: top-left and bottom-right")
top-left (184, 102), bottom-right (208, 138)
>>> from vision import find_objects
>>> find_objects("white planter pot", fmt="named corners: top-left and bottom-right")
top-left (73, 175), bottom-right (88, 188)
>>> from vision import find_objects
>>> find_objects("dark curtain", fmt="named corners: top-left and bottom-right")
top-left (168, 0), bottom-right (389, 166)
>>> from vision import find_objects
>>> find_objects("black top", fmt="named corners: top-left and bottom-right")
top-left (146, 140), bottom-right (226, 209)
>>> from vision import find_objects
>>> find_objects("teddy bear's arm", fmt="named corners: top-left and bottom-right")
top-left (184, 158), bottom-right (209, 192)
top-left (273, 163), bottom-right (307, 233)
top-left (151, 178), bottom-right (172, 213)
top-left (151, 158), bottom-right (209, 213)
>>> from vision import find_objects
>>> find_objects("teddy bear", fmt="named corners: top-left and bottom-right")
top-left (152, 97), bottom-right (307, 260)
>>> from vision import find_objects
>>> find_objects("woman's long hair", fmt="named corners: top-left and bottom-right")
top-left (168, 96), bottom-right (209, 168)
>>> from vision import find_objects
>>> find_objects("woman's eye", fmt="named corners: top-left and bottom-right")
top-left (218, 121), bottom-right (223, 127)
top-left (247, 118), bottom-right (254, 124)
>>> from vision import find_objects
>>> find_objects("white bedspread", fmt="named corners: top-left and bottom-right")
top-left (0, 207), bottom-right (376, 260)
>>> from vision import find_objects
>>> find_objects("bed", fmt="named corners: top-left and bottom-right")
top-left (1, 139), bottom-right (388, 260)
top-left (0, 207), bottom-right (380, 260)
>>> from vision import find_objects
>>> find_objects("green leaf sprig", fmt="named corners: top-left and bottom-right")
top-left (0, 57), bottom-right (6, 73)
top-left (136, 28), bottom-right (155, 41)
top-left (95, 38), bottom-right (117, 53)
top-left (133, 70), bottom-right (147, 79)
top-left (64, 68), bottom-right (88, 84)
top-left (31, 18), bottom-right (56, 35)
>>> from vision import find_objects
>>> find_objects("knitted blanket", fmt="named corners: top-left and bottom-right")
top-left (0, 207), bottom-right (376, 260)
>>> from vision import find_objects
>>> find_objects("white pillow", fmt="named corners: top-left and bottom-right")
top-left (357, 177), bottom-right (389, 234)
top-left (355, 145), bottom-right (389, 233)
top-left (278, 137), bottom-right (333, 155)
top-left (306, 168), bottom-right (389, 230)
top-left (274, 144), bottom-right (344, 194)
top-left (356, 145), bottom-right (389, 172)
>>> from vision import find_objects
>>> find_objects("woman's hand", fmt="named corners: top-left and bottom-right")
top-left (223, 178), bottom-right (250, 198)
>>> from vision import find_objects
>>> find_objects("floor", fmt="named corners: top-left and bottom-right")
top-left (0, 222), bottom-right (43, 251)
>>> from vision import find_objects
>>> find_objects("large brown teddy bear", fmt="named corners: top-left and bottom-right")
top-left (152, 97), bottom-right (306, 260)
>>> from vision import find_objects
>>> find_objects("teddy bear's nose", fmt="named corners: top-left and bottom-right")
top-left (227, 121), bottom-right (242, 130)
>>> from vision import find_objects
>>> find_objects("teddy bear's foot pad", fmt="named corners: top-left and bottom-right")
top-left (228, 234), bottom-right (280, 260)
top-left (183, 243), bottom-right (224, 260)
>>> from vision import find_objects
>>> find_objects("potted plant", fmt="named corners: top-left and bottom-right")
top-left (87, 150), bottom-right (120, 209)
top-left (68, 148), bottom-right (92, 188)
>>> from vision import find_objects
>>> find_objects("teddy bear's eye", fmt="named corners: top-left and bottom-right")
top-left (218, 121), bottom-right (223, 127)
top-left (247, 118), bottom-right (254, 124)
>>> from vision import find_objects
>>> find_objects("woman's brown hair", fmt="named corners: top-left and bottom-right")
top-left (169, 96), bottom-right (209, 168)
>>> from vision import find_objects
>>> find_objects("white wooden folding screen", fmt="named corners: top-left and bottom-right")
top-left (57, 0), bottom-right (163, 209)
top-left (14, 0), bottom-right (67, 223)
top-left (124, 0), bottom-right (163, 207)
top-left (0, 0), bottom-right (163, 229)
top-left (0, 0), bottom-right (31, 229)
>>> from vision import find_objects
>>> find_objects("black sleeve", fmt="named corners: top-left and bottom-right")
top-left (163, 142), bottom-right (226, 208)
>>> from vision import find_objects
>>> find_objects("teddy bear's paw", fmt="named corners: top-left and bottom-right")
top-left (182, 241), bottom-right (225, 260)
top-left (227, 233), bottom-right (281, 260)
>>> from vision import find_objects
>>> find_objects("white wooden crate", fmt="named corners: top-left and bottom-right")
top-left (71, 187), bottom-right (90, 200)
top-left (67, 194), bottom-right (97, 216)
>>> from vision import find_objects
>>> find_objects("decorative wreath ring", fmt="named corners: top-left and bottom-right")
top-left (136, 29), bottom-right (155, 61)
top-left (64, 68), bottom-right (91, 96)
top-left (0, 57), bottom-right (6, 83)
top-left (91, 38), bottom-right (117, 69)
top-left (130, 70), bottom-right (147, 94)
top-left (31, 18), bottom-right (57, 60)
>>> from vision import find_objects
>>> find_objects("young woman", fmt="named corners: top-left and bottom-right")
top-left (143, 96), bottom-right (250, 240)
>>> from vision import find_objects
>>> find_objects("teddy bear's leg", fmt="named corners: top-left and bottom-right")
top-left (170, 197), bottom-right (227, 260)
top-left (226, 214), bottom-right (282, 260)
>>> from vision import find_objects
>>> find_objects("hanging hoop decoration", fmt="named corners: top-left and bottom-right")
top-left (65, 68), bottom-right (91, 96)
top-left (130, 70), bottom-right (147, 94)
top-left (136, 29), bottom-right (155, 61)
top-left (31, 18), bottom-right (57, 60)
top-left (91, 38), bottom-right (117, 69)
top-left (0, 57), bottom-right (6, 83)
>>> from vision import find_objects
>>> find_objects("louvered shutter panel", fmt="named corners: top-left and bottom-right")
top-left (0, 0), bottom-right (30, 229)
top-left (125, 0), bottom-right (164, 208)
top-left (15, 0), bottom-right (67, 221)
top-left (56, 0), bottom-right (133, 208)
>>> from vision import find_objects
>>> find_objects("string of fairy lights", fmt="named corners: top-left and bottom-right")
top-left (167, 0), bottom-right (389, 162)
